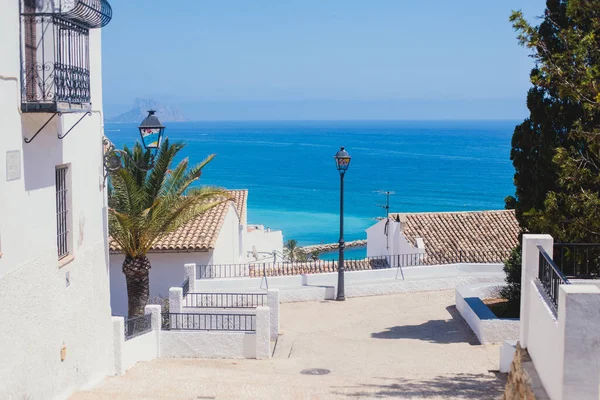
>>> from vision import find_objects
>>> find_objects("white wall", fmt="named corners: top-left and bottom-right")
top-left (123, 331), bottom-right (157, 371)
top-left (0, 5), bottom-right (113, 398)
top-left (110, 251), bottom-right (212, 317)
top-left (520, 234), bottom-right (600, 400)
top-left (161, 331), bottom-right (256, 358)
top-left (160, 306), bottom-right (271, 359)
top-left (455, 284), bottom-right (519, 345)
top-left (112, 305), bottom-right (161, 376)
top-left (525, 280), bottom-right (563, 400)
top-left (212, 203), bottom-right (243, 264)
top-left (247, 227), bottom-right (284, 260)
top-left (366, 218), bottom-right (424, 264)
top-left (193, 263), bottom-right (505, 303)
top-left (366, 218), bottom-right (395, 258)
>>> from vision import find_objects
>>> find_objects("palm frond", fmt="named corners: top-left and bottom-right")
top-left (108, 140), bottom-right (226, 259)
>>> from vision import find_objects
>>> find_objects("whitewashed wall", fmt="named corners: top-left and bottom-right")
top-left (520, 235), bottom-right (600, 400)
top-left (366, 218), bottom-right (424, 263)
top-left (193, 263), bottom-right (505, 303)
top-left (212, 203), bottom-right (243, 264)
top-left (112, 306), bottom-right (161, 376)
top-left (160, 306), bottom-right (271, 359)
top-left (0, 5), bottom-right (113, 398)
top-left (455, 284), bottom-right (519, 344)
top-left (247, 227), bottom-right (284, 259)
top-left (161, 331), bottom-right (257, 358)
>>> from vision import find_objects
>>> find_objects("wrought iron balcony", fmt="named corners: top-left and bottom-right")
top-left (20, 0), bottom-right (112, 113)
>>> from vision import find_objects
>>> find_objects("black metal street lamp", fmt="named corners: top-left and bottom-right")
top-left (334, 147), bottom-right (351, 301)
top-left (138, 110), bottom-right (165, 156)
top-left (102, 110), bottom-right (167, 186)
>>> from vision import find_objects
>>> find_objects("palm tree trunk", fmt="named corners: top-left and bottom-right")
top-left (122, 255), bottom-right (151, 317)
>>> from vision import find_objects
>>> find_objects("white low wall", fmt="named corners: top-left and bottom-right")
top-left (112, 305), bottom-right (161, 376)
top-left (520, 234), bottom-right (600, 400)
top-left (455, 284), bottom-right (519, 345)
top-left (113, 302), bottom-right (271, 367)
top-left (122, 328), bottom-right (158, 372)
top-left (499, 341), bottom-right (517, 373)
top-left (191, 263), bottom-right (505, 302)
top-left (161, 331), bottom-right (256, 358)
top-left (161, 306), bottom-right (271, 359)
top-left (180, 269), bottom-right (281, 340)
top-left (526, 280), bottom-right (563, 400)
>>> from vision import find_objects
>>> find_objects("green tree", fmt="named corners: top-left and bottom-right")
top-left (284, 239), bottom-right (307, 262)
top-left (108, 140), bottom-right (227, 316)
top-left (511, 0), bottom-right (600, 241)
top-left (500, 246), bottom-right (523, 316)
top-left (504, 0), bottom-right (600, 311)
top-left (309, 250), bottom-right (321, 261)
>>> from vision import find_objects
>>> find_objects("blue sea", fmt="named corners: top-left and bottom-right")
top-left (105, 120), bottom-right (516, 257)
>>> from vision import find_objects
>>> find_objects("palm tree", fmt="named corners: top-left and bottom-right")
top-left (309, 250), bottom-right (321, 261)
top-left (108, 139), bottom-right (228, 316)
top-left (284, 239), bottom-right (307, 262)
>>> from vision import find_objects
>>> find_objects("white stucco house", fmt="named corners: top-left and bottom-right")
top-left (110, 190), bottom-right (284, 316)
top-left (247, 224), bottom-right (284, 261)
top-left (0, 1), bottom-right (114, 398)
top-left (367, 210), bottom-right (520, 265)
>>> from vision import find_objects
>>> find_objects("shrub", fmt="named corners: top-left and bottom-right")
top-left (500, 245), bottom-right (522, 317)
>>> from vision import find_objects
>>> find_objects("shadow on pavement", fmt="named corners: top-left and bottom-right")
top-left (333, 372), bottom-right (506, 399)
top-left (370, 306), bottom-right (479, 345)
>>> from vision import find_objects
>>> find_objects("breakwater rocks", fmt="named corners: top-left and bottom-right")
top-left (301, 239), bottom-right (367, 254)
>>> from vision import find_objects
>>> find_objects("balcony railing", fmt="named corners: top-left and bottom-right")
top-left (538, 245), bottom-right (571, 309)
top-left (19, 0), bottom-right (112, 113)
top-left (553, 243), bottom-right (600, 279)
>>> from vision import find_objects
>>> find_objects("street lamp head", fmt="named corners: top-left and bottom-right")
top-left (334, 147), bottom-right (351, 175)
top-left (138, 110), bottom-right (165, 153)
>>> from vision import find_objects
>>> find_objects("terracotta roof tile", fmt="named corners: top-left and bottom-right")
top-left (390, 209), bottom-right (519, 264)
top-left (109, 190), bottom-right (248, 253)
top-left (228, 189), bottom-right (248, 223)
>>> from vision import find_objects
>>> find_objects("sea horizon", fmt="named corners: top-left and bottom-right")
top-left (106, 119), bottom-right (517, 256)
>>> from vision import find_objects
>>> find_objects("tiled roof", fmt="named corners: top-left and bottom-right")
top-left (229, 190), bottom-right (247, 223)
top-left (109, 190), bottom-right (248, 253)
top-left (390, 209), bottom-right (520, 264)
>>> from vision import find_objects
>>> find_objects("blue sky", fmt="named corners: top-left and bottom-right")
top-left (101, 0), bottom-right (547, 120)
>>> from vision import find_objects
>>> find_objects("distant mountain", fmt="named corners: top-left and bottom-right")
top-left (108, 98), bottom-right (188, 123)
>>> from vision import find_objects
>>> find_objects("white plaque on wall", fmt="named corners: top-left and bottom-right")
top-left (6, 150), bottom-right (21, 181)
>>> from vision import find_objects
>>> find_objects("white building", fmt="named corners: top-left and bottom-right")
top-left (247, 224), bottom-right (284, 261)
top-left (0, 1), bottom-right (114, 398)
top-left (110, 190), bottom-right (283, 316)
top-left (367, 210), bottom-right (519, 265)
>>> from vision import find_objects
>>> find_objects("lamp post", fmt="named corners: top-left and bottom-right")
top-left (102, 110), bottom-right (166, 185)
top-left (334, 147), bottom-right (351, 301)
top-left (138, 110), bottom-right (166, 157)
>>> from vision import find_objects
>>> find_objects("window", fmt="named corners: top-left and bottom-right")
top-left (55, 166), bottom-right (70, 260)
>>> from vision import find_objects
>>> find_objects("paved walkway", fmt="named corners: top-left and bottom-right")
top-left (72, 290), bottom-right (505, 399)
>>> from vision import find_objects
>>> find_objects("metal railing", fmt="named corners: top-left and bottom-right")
top-left (538, 245), bottom-right (571, 309)
top-left (124, 313), bottom-right (152, 341)
top-left (554, 243), bottom-right (600, 279)
top-left (196, 249), bottom-right (511, 279)
top-left (183, 293), bottom-right (266, 309)
top-left (161, 312), bottom-right (255, 332)
top-left (196, 256), bottom-right (391, 279)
